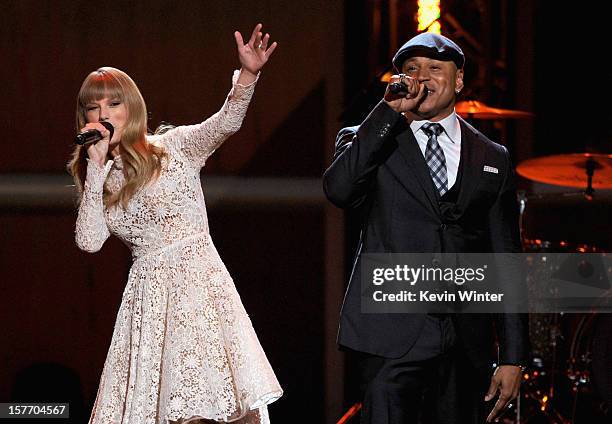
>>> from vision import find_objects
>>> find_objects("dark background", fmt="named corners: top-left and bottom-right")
top-left (1, 1), bottom-right (610, 423)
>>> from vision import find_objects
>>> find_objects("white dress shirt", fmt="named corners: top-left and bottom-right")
top-left (409, 110), bottom-right (462, 190)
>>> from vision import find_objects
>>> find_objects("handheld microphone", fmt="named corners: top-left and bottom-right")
top-left (388, 82), bottom-right (429, 98)
top-left (388, 81), bottom-right (409, 95)
top-left (74, 121), bottom-right (114, 146)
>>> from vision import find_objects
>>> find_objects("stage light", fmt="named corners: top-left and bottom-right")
top-left (417, 0), bottom-right (441, 34)
top-left (380, 71), bottom-right (393, 82)
top-left (379, 1), bottom-right (442, 83)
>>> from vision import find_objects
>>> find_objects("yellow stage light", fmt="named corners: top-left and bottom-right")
top-left (417, 0), bottom-right (441, 34)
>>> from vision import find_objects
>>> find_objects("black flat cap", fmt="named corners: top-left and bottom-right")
top-left (392, 32), bottom-right (465, 70)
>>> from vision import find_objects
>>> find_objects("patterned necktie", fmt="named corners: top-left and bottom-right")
top-left (421, 122), bottom-right (448, 196)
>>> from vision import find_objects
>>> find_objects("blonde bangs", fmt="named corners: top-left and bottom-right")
top-left (78, 74), bottom-right (124, 108)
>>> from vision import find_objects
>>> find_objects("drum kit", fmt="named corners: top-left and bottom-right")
top-left (457, 100), bottom-right (612, 423)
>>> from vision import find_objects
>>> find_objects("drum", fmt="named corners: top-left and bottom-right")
top-left (518, 312), bottom-right (611, 423)
top-left (519, 191), bottom-right (612, 252)
top-left (519, 192), bottom-right (611, 421)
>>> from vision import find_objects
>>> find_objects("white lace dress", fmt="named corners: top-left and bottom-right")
top-left (76, 71), bottom-right (282, 424)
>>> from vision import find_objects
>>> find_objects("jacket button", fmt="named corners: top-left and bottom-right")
top-left (440, 224), bottom-right (447, 230)
top-left (378, 123), bottom-right (391, 137)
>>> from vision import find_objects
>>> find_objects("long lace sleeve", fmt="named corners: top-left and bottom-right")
top-left (169, 69), bottom-right (259, 170)
top-left (75, 159), bottom-right (113, 252)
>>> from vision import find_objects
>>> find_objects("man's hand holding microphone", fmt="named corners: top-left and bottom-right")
top-left (384, 74), bottom-right (427, 114)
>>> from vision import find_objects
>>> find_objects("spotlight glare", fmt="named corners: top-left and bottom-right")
top-left (417, 0), bottom-right (441, 34)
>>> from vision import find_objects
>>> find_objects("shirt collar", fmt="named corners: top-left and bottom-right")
top-left (409, 109), bottom-right (461, 144)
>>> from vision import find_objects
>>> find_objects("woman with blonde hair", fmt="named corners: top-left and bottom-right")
top-left (68, 24), bottom-right (282, 424)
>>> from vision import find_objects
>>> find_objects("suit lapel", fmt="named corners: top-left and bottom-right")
top-left (383, 116), bottom-right (487, 217)
top-left (385, 116), bottom-right (487, 217)
top-left (456, 117), bottom-right (485, 210)
top-left (386, 125), bottom-right (441, 216)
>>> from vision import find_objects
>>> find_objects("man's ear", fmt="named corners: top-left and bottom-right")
top-left (455, 68), bottom-right (464, 93)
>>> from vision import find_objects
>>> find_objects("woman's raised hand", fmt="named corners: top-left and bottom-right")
top-left (234, 23), bottom-right (277, 77)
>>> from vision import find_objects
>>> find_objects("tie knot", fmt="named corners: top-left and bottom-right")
top-left (421, 122), bottom-right (443, 137)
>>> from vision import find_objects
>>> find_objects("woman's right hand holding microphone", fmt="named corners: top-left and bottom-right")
top-left (80, 122), bottom-right (111, 168)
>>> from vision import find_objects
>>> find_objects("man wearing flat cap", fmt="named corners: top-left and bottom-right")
top-left (323, 32), bottom-right (528, 423)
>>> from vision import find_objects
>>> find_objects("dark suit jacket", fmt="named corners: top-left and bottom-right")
top-left (323, 101), bottom-right (529, 369)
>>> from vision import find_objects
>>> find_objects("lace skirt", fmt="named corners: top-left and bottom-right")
top-left (88, 233), bottom-right (283, 424)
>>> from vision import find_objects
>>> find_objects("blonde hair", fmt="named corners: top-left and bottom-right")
top-left (67, 67), bottom-right (167, 208)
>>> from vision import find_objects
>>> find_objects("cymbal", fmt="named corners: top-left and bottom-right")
top-left (517, 153), bottom-right (612, 189)
top-left (455, 100), bottom-right (534, 119)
